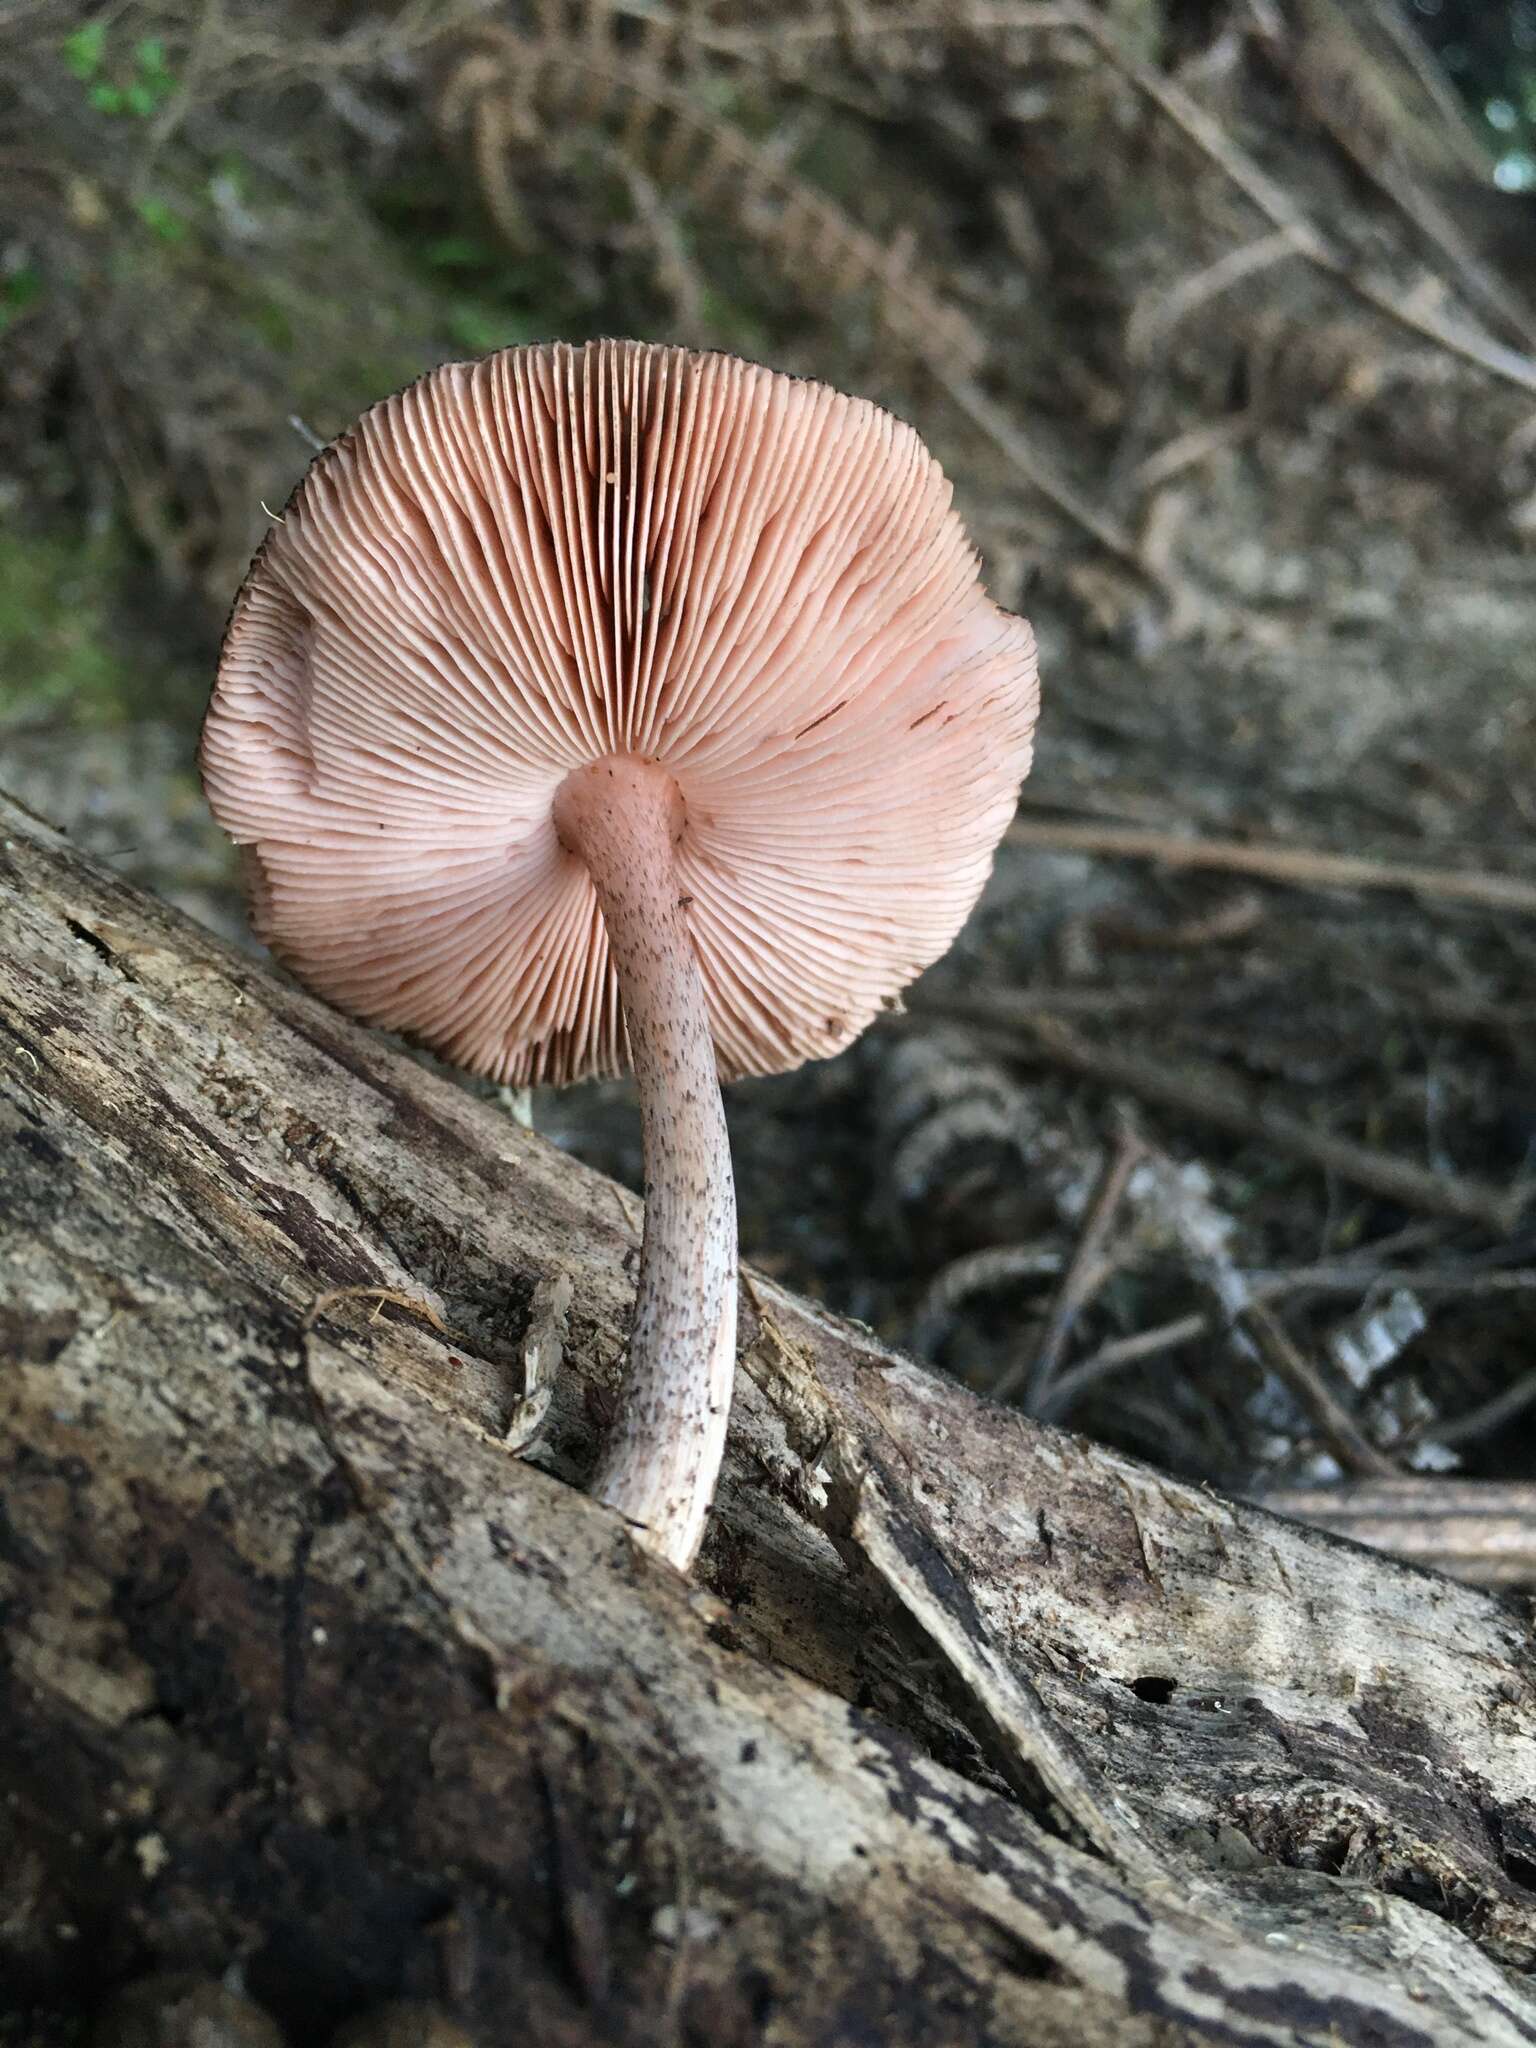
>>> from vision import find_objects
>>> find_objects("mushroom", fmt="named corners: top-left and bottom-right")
top-left (200, 340), bottom-right (1038, 1572)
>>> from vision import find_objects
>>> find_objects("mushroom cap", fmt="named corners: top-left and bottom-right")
top-left (201, 340), bottom-right (1038, 1085)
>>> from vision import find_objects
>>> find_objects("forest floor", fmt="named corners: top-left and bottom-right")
top-left (5, 0), bottom-right (1535, 1544)
top-left (10, 497), bottom-right (1535, 1512)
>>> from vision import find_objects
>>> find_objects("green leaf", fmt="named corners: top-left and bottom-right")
top-left (88, 80), bottom-right (124, 114)
top-left (4, 264), bottom-right (42, 305)
top-left (444, 298), bottom-right (549, 353)
top-left (125, 79), bottom-right (156, 118)
top-left (62, 20), bottom-right (107, 80)
top-left (134, 35), bottom-right (168, 75)
top-left (135, 195), bottom-right (187, 243)
top-left (425, 235), bottom-right (496, 272)
top-left (245, 298), bottom-right (295, 352)
top-left (0, 265), bottom-right (44, 333)
top-left (445, 303), bottom-right (511, 354)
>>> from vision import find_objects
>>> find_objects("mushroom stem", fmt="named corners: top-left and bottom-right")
top-left (553, 756), bottom-right (737, 1572)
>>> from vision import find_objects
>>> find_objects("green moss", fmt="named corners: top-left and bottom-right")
top-left (0, 263), bottom-right (43, 334)
top-left (0, 528), bottom-right (200, 729)
top-left (371, 157), bottom-right (619, 352)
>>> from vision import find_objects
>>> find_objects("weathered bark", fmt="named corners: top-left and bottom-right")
top-left (2, 788), bottom-right (1534, 2048)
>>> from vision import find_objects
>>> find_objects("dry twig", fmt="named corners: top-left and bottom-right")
top-left (1403, 1363), bottom-right (1536, 1453)
top-left (1242, 1298), bottom-right (1399, 1479)
top-left (1092, 892), bottom-right (1265, 952)
top-left (927, 366), bottom-right (1151, 575)
top-left (996, 1117), bottom-right (1145, 1409)
top-left (1059, 2), bottom-right (1536, 401)
top-left (1038, 1311), bottom-right (1209, 1417)
top-left (438, 23), bottom-right (987, 374)
top-left (1041, 1254), bottom-right (1536, 1421)
top-left (1256, 1479), bottom-right (1536, 1589)
top-left (1006, 816), bottom-right (1536, 916)
top-left (1260, 0), bottom-right (1536, 351)
top-left (909, 1245), bottom-right (1062, 1365)
top-left (1126, 230), bottom-right (1301, 363)
top-left (731, 0), bottom-right (1536, 396)
top-left (1112, 1147), bottom-right (1400, 1478)
top-left (929, 999), bottom-right (1526, 1235)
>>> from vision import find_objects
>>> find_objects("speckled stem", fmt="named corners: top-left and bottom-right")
top-left (553, 756), bottom-right (738, 1572)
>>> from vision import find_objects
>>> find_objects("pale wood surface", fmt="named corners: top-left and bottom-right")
top-left (3, 791), bottom-right (1534, 2045)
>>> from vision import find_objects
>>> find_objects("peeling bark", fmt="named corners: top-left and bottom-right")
top-left (2, 792), bottom-right (1534, 2048)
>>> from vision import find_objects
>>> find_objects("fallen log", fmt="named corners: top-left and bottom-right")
top-left (2, 789), bottom-right (1534, 2047)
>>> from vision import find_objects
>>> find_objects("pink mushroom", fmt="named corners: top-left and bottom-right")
top-left (201, 340), bottom-right (1038, 1571)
